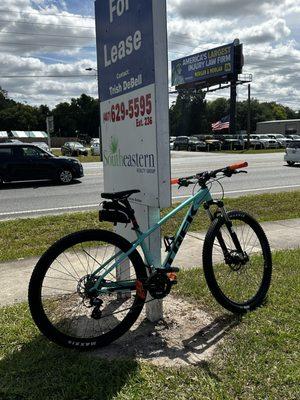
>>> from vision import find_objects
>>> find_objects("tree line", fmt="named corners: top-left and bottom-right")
top-left (0, 87), bottom-right (299, 138)
top-left (170, 89), bottom-right (300, 136)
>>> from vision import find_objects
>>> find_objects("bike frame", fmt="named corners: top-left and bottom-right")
top-left (90, 186), bottom-right (213, 294)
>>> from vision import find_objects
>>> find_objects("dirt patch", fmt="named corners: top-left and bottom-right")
top-left (94, 295), bottom-right (239, 367)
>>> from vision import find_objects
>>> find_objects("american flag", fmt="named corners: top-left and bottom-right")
top-left (211, 115), bottom-right (230, 131)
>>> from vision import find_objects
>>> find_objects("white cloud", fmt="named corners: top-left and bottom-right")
top-left (169, 0), bottom-right (285, 19)
top-left (0, 0), bottom-right (299, 110)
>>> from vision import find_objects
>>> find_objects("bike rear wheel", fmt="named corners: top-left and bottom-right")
top-left (203, 211), bottom-right (272, 314)
top-left (29, 229), bottom-right (147, 349)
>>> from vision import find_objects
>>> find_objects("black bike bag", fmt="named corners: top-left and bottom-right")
top-left (99, 201), bottom-right (130, 225)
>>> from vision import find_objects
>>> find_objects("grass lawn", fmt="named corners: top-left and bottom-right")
top-left (0, 248), bottom-right (299, 399)
top-left (220, 148), bottom-right (285, 154)
top-left (1, 190), bottom-right (300, 263)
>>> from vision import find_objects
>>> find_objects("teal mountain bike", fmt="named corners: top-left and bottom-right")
top-left (28, 161), bottom-right (272, 349)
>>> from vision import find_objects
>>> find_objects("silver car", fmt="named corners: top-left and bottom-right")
top-left (284, 140), bottom-right (300, 166)
top-left (91, 141), bottom-right (101, 156)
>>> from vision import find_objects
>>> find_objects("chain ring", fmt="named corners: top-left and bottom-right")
top-left (146, 273), bottom-right (172, 299)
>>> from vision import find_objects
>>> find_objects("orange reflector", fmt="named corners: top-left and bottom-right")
top-left (136, 280), bottom-right (146, 300)
top-left (167, 272), bottom-right (177, 281)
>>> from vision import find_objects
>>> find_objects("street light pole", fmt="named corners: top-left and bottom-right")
top-left (247, 84), bottom-right (251, 149)
top-left (85, 67), bottom-right (103, 160)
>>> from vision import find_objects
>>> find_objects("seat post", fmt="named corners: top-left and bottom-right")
top-left (122, 198), bottom-right (140, 230)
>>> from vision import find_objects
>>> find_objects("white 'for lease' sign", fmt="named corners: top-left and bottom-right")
top-left (95, 0), bottom-right (171, 208)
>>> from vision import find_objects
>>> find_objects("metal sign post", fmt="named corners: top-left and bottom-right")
top-left (95, 0), bottom-right (171, 321)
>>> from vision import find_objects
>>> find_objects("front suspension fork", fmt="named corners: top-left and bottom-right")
top-left (204, 201), bottom-right (243, 255)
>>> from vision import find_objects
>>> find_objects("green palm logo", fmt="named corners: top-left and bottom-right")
top-left (110, 136), bottom-right (118, 154)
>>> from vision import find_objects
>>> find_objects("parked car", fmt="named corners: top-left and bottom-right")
top-left (34, 141), bottom-right (51, 152)
top-left (250, 134), bottom-right (279, 149)
top-left (213, 135), bottom-right (243, 150)
top-left (285, 134), bottom-right (300, 141)
top-left (169, 136), bottom-right (176, 150)
top-left (238, 134), bottom-right (263, 149)
top-left (0, 143), bottom-right (84, 185)
top-left (194, 135), bottom-right (222, 151)
top-left (187, 136), bottom-right (206, 151)
top-left (61, 141), bottom-right (88, 156)
top-left (173, 136), bottom-right (189, 150)
top-left (90, 138), bottom-right (100, 145)
top-left (284, 140), bottom-right (300, 166)
top-left (266, 134), bottom-right (291, 148)
top-left (91, 141), bottom-right (101, 156)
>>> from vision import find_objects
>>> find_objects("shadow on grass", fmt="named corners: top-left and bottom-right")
top-left (0, 335), bottom-right (139, 400)
top-left (93, 313), bottom-right (240, 367)
top-left (0, 313), bottom-right (240, 399)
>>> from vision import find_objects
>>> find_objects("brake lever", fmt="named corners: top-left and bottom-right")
top-left (178, 178), bottom-right (192, 188)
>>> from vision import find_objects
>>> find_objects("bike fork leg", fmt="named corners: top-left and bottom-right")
top-left (219, 206), bottom-right (243, 253)
top-left (206, 206), bottom-right (243, 255)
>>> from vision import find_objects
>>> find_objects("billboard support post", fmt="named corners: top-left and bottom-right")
top-left (230, 78), bottom-right (237, 136)
top-left (247, 84), bottom-right (251, 148)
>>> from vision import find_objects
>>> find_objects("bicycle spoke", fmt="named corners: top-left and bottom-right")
top-left (39, 235), bottom-right (143, 341)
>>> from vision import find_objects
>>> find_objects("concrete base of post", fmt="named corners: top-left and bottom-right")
top-left (146, 296), bottom-right (163, 322)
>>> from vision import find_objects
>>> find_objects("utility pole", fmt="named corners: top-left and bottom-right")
top-left (46, 115), bottom-right (54, 149)
top-left (86, 67), bottom-right (103, 161)
top-left (247, 84), bottom-right (251, 149)
top-left (230, 78), bottom-right (237, 136)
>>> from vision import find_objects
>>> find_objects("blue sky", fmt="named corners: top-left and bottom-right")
top-left (0, 0), bottom-right (299, 110)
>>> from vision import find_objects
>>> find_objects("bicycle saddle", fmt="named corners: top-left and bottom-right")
top-left (101, 189), bottom-right (140, 200)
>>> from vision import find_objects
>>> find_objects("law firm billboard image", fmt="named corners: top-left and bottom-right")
top-left (172, 43), bottom-right (240, 87)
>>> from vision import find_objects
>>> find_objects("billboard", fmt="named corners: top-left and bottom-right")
top-left (95, 0), bottom-right (171, 208)
top-left (172, 43), bottom-right (239, 87)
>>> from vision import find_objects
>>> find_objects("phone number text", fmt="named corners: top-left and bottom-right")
top-left (103, 94), bottom-right (153, 127)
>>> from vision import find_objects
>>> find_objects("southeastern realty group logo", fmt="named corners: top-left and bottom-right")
top-left (103, 136), bottom-right (156, 174)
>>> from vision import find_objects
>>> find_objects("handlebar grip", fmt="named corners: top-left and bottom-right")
top-left (228, 161), bottom-right (248, 171)
top-left (171, 178), bottom-right (179, 185)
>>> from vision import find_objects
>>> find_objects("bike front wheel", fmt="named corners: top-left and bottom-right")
top-left (203, 211), bottom-right (272, 314)
top-left (29, 229), bottom-right (147, 349)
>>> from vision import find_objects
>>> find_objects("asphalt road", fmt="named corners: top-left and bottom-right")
top-left (1, 151), bottom-right (299, 220)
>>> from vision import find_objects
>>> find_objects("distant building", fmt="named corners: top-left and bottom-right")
top-left (256, 120), bottom-right (300, 135)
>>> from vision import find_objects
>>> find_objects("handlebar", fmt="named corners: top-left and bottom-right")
top-left (171, 161), bottom-right (248, 187)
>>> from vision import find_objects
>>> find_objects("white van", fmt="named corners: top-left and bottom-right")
top-left (284, 141), bottom-right (300, 166)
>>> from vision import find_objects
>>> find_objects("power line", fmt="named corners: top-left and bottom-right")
top-left (0, 41), bottom-right (95, 48)
top-left (0, 31), bottom-right (95, 40)
top-left (0, 74), bottom-right (97, 78)
top-left (0, 18), bottom-right (94, 29)
top-left (0, 9), bottom-right (95, 20)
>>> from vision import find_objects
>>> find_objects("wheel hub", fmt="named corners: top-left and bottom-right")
top-left (225, 251), bottom-right (249, 270)
top-left (77, 275), bottom-right (98, 299)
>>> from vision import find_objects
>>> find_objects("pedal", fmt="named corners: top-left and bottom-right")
top-left (165, 267), bottom-right (180, 273)
top-left (167, 272), bottom-right (177, 284)
top-left (155, 267), bottom-right (180, 274)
